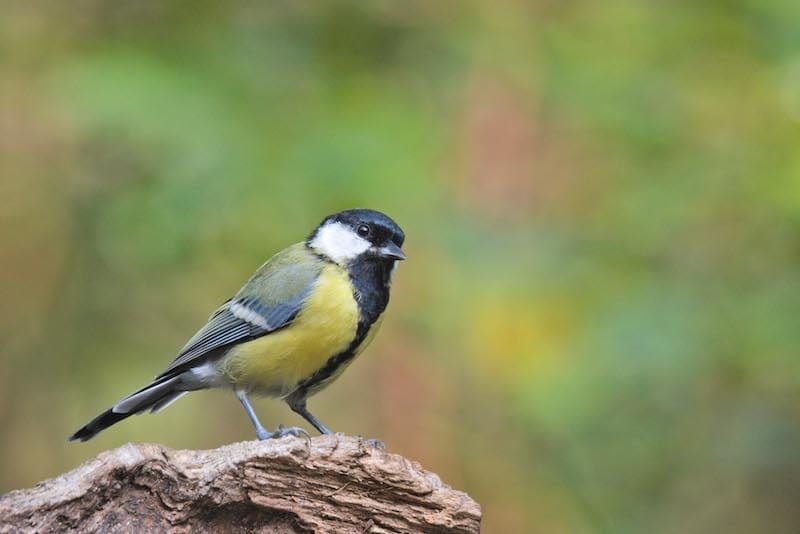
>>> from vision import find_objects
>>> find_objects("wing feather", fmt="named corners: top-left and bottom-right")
top-left (156, 244), bottom-right (321, 379)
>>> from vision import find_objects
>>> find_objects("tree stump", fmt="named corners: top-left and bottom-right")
top-left (0, 435), bottom-right (481, 533)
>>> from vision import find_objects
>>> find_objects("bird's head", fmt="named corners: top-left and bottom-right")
top-left (307, 209), bottom-right (405, 266)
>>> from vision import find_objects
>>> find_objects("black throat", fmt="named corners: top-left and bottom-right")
top-left (347, 257), bottom-right (394, 339)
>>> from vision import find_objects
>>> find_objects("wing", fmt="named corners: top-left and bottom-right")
top-left (156, 243), bottom-right (322, 378)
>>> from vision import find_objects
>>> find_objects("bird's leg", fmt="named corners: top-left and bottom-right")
top-left (236, 390), bottom-right (271, 440)
top-left (288, 398), bottom-right (332, 435)
top-left (236, 390), bottom-right (308, 440)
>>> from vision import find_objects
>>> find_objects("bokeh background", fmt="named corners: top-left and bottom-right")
top-left (3, 1), bottom-right (800, 532)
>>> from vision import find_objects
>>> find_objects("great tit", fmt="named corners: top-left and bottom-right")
top-left (69, 208), bottom-right (405, 442)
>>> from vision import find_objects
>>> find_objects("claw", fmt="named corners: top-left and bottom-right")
top-left (255, 424), bottom-right (311, 441)
top-left (366, 438), bottom-right (386, 450)
top-left (274, 424), bottom-right (310, 439)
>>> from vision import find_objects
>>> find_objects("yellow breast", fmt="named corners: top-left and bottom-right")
top-left (221, 264), bottom-right (359, 396)
top-left (303, 313), bottom-right (384, 397)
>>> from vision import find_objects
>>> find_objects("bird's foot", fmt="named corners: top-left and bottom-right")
top-left (255, 424), bottom-right (310, 441)
top-left (274, 424), bottom-right (311, 439)
top-left (365, 438), bottom-right (386, 450)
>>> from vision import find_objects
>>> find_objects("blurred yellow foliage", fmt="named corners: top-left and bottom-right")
top-left (468, 297), bottom-right (575, 384)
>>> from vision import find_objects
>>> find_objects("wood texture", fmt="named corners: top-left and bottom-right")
top-left (0, 435), bottom-right (481, 533)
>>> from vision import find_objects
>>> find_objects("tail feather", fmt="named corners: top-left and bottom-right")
top-left (68, 409), bottom-right (136, 442)
top-left (68, 376), bottom-right (184, 442)
top-left (150, 391), bottom-right (188, 413)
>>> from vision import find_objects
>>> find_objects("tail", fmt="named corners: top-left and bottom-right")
top-left (68, 376), bottom-right (188, 442)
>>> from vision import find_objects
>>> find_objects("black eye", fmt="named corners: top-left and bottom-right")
top-left (356, 224), bottom-right (371, 237)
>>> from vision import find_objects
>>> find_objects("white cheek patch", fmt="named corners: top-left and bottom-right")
top-left (310, 221), bottom-right (371, 263)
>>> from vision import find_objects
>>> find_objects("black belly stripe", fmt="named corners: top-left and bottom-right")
top-left (293, 323), bottom-right (369, 393)
top-left (290, 256), bottom-right (393, 399)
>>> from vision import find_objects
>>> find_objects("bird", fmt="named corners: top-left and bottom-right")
top-left (69, 208), bottom-right (405, 442)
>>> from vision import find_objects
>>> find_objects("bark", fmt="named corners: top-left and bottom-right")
top-left (0, 435), bottom-right (480, 533)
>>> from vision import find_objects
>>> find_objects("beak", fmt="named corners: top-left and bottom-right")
top-left (375, 243), bottom-right (406, 260)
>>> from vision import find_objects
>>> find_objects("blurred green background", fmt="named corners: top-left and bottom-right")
top-left (2, 1), bottom-right (800, 532)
